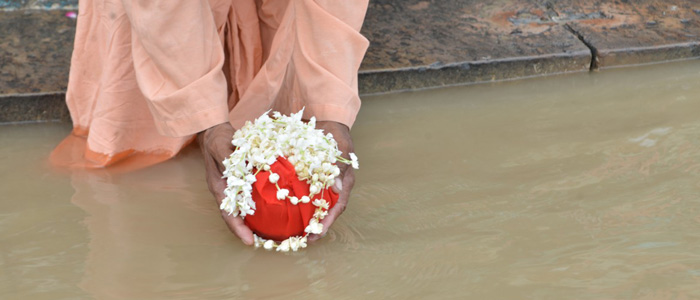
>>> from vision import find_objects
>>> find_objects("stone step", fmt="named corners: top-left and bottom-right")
top-left (2, 0), bottom-right (700, 124)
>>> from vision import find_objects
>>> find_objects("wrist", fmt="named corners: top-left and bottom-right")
top-left (197, 121), bottom-right (230, 147)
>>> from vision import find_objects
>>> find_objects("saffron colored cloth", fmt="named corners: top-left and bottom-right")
top-left (51, 0), bottom-right (369, 169)
top-left (245, 157), bottom-right (338, 241)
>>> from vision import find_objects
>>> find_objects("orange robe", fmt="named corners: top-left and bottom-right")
top-left (51, 0), bottom-right (369, 170)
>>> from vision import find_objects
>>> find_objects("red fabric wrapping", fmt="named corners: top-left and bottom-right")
top-left (244, 157), bottom-right (338, 241)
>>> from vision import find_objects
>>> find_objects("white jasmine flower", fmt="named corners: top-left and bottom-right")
top-left (254, 234), bottom-right (264, 248)
top-left (227, 177), bottom-right (246, 186)
top-left (312, 199), bottom-right (329, 210)
top-left (221, 109), bottom-right (360, 252)
top-left (240, 203), bottom-right (255, 216)
top-left (305, 219), bottom-right (324, 234)
top-left (276, 189), bottom-right (289, 200)
top-left (289, 238), bottom-right (300, 251)
top-left (309, 184), bottom-right (320, 195)
top-left (350, 153), bottom-right (359, 169)
top-left (268, 173), bottom-right (280, 184)
top-left (313, 208), bottom-right (328, 219)
top-left (277, 240), bottom-right (290, 252)
top-left (245, 174), bottom-right (256, 183)
top-left (263, 240), bottom-right (274, 250)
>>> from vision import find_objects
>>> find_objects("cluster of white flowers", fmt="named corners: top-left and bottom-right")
top-left (254, 234), bottom-right (308, 252)
top-left (221, 109), bottom-right (359, 252)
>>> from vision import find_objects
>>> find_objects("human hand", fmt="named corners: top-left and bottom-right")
top-left (309, 121), bottom-right (356, 242)
top-left (198, 122), bottom-right (254, 245)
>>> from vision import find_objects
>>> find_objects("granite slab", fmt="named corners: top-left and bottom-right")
top-left (0, 0), bottom-right (26, 10)
top-left (0, 10), bottom-right (75, 95)
top-left (359, 0), bottom-right (591, 94)
top-left (549, 0), bottom-right (700, 69)
top-left (0, 93), bottom-right (70, 123)
top-left (0, 0), bottom-right (77, 11)
top-left (3, 1), bottom-right (700, 124)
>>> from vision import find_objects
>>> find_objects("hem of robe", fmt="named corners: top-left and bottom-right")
top-left (50, 128), bottom-right (196, 173)
top-left (52, 0), bottom-right (368, 172)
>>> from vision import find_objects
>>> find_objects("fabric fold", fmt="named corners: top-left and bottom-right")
top-left (52, 0), bottom-right (369, 170)
top-left (244, 157), bottom-right (338, 241)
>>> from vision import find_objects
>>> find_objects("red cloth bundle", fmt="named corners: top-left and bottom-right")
top-left (244, 157), bottom-right (339, 241)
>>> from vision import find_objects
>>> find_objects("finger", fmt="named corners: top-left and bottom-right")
top-left (336, 158), bottom-right (350, 182)
top-left (205, 157), bottom-right (226, 198)
top-left (331, 176), bottom-right (343, 194)
top-left (221, 213), bottom-right (255, 246)
top-left (211, 141), bottom-right (233, 174)
top-left (317, 121), bottom-right (352, 178)
top-left (203, 123), bottom-right (235, 173)
top-left (213, 133), bottom-right (234, 160)
top-left (309, 169), bottom-right (354, 242)
top-left (331, 153), bottom-right (355, 193)
top-left (205, 150), bottom-right (255, 246)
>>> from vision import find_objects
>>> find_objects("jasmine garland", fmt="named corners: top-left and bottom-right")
top-left (220, 109), bottom-right (358, 252)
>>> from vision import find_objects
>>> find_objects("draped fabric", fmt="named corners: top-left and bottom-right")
top-left (244, 157), bottom-right (338, 241)
top-left (51, 0), bottom-right (369, 170)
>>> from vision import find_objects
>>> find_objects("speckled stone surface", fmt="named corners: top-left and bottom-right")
top-left (0, 0), bottom-right (26, 10)
top-left (359, 0), bottom-right (591, 94)
top-left (3, 1), bottom-right (700, 124)
top-left (0, 10), bottom-right (75, 95)
top-left (0, 10), bottom-right (74, 124)
top-left (0, 93), bottom-right (70, 123)
top-left (550, 0), bottom-right (700, 68)
top-left (0, 0), bottom-right (76, 10)
top-left (29, 0), bottom-right (78, 10)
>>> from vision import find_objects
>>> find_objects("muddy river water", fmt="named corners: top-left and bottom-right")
top-left (3, 60), bottom-right (700, 299)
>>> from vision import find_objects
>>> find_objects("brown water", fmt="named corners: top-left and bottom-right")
top-left (3, 61), bottom-right (700, 299)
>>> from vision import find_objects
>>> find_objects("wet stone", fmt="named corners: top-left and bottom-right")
top-left (28, 0), bottom-right (78, 10)
top-left (0, 0), bottom-right (26, 10)
top-left (551, 0), bottom-right (700, 68)
top-left (359, 0), bottom-right (591, 94)
top-left (0, 10), bottom-right (75, 95)
top-left (0, 93), bottom-right (70, 123)
top-left (0, 0), bottom-right (76, 10)
top-left (4, 0), bottom-right (700, 123)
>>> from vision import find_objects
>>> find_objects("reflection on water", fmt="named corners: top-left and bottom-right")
top-left (3, 60), bottom-right (700, 299)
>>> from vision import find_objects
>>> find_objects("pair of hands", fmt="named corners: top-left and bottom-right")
top-left (197, 120), bottom-right (355, 245)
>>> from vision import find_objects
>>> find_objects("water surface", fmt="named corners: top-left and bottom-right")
top-left (3, 61), bottom-right (700, 299)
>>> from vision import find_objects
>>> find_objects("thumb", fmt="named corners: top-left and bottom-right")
top-left (332, 161), bottom-right (350, 194)
top-left (332, 176), bottom-right (343, 194)
top-left (222, 214), bottom-right (255, 246)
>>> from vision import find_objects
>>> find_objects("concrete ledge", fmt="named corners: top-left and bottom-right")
top-left (557, 0), bottom-right (700, 69)
top-left (0, 93), bottom-right (70, 124)
top-left (359, 52), bottom-right (591, 95)
top-left (2, 0), bottom-right (700, 124)
top-left (597, 43), bottom-right (700, 69)
top-left (0, 10), bottom-right (72, 95)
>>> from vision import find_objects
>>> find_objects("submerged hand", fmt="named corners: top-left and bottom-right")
top-left (309, 121), bottom-right (356, 242)
top-left (198, 122), bottom-right (254, 245)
